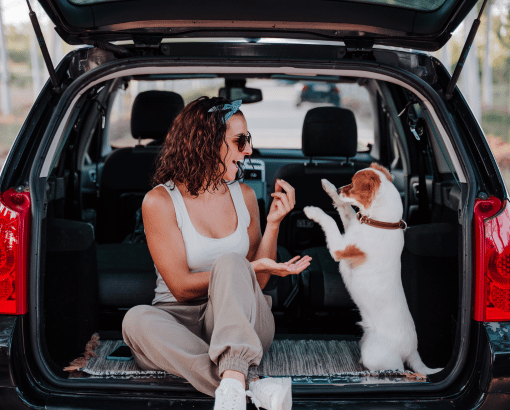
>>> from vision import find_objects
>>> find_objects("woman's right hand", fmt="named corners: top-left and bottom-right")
top-left (251, 255), bottom-right (312, 277)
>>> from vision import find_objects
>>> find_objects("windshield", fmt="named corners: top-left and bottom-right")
top-left (108, 78), bottom-right (374, 151)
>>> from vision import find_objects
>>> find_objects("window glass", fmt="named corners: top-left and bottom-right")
top-left (69, 0), bottom-right (445, 12)
top-left (107, 78), bottom-right (374, 151)
top-left (345, 0), bottom-right (446, 11)
top-left (107, 78), bottom-right (223, 148)
top-left (243, 79), bottom-right (374, 150)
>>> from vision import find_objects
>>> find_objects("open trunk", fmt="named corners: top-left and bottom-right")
top-left (31, 43), bottom-right (470, 399)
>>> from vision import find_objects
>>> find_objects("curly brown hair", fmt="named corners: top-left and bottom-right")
top-left (151, 96), bottom-right (244, 196)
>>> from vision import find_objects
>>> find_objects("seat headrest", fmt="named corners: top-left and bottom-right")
top-left (302, 107), bottom-right (358, 157)
top-left (131, 90), bottom-right (184, 141)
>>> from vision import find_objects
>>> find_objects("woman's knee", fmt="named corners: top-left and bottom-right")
top-left (122, 304), bottom-right (154, 335)
top-left (212, 252), bottom-right (252, 277)
top-left (215, 251), bottom-right (246, 266)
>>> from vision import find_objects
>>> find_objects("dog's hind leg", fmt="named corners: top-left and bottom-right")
top-left (361, 338), bottom-right (404, 373)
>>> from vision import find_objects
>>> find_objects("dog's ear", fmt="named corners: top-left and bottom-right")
top-left (370, 163), bottom-right (392, 182)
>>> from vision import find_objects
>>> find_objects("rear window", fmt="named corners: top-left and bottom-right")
top-left (345, 0), bottom-right (446, 11)
top-left (107, 78), bottom-right (374, 151)
top-left (69, 0), bottom-right (446, 11)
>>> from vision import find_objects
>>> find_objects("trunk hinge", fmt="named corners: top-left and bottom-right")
top-left (82, 39), bottom-right (132, 58)
top-left (445, 0), bottom-right (489, 100)
top-left (344, 38), bottom-right (375, 60)
top-left (26, 0), bottom-right (61, 93)
top-left (133, 35), bottom-right (163, 48)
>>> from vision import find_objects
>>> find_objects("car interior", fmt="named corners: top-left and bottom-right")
top-left (40, 73), bottom-right (462, 386)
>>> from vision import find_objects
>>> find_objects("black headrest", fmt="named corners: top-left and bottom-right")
top-left (302, 107), bottom-right (358, 157)
top-left (131, 90), bottom-right (184, 140)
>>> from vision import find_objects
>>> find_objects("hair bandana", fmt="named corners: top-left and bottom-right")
top-left (208, 100), bottom-right (242, 122)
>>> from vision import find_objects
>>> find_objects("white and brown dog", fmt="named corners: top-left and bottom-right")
top-left (304, 163), bottom-right (441, 375)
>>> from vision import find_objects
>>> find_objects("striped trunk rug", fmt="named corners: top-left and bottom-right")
top-left (65, 338), bottom-right (427, 381)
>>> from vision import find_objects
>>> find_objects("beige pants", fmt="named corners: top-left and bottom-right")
top-left (122, 252), bottom-right (275, 397)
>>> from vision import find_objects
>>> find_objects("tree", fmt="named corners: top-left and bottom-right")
top-left (482, 0), bottom-right (494, 108)
top-left (460, 7), bottom-right (482, 123)
top-left (0, 0), bottom-right (12, 116)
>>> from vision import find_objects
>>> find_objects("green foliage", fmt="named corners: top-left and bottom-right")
top-left (9, 49), bottom-right (30, 65)
top-left (482, 109), bottom-right (510, 142)
top-left (5, 25), bottom-right (30, 51)
top-left (9, 73), bottom-right (32, 88)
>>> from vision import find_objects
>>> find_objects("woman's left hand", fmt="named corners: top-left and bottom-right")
top-left (251, 255), bottom-right (312, 277)
top-left (267, 179), bottom-right (295, 226)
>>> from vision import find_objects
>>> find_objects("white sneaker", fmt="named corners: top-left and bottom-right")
top-left (214, 378), bottom-right (247, 410)
top-left (247, 377), bottom-right (292, 410)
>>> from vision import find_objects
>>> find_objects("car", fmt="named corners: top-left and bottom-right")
top-left (296, 82), bottom-right (341, 107)
top-left (1, 0), bottom-right (509, 409)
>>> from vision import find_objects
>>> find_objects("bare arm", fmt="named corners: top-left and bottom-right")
top-left (142, 186), bottom-right (209, 302)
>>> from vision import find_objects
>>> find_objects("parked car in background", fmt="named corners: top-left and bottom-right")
top-left (1, 0), bottom-right (510, 409)
top-left (296, 82), bottom-right (341, 107)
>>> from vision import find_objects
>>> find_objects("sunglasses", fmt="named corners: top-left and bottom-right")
top-left (235, 132), bottom-right (252, 151)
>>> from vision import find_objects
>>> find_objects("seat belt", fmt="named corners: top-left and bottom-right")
top-left (400, 100), bottom-right (431, 224)
top-left (413, 117), bottom-right (431, 224)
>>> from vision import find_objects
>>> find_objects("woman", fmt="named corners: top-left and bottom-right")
top-left (122, 96), bottom-right (311, 410)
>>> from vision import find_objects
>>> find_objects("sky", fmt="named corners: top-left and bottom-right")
top-left (1, 0), bottom-right (50, 26)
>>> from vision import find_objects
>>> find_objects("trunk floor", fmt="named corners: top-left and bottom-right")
top-left (68, 336), bottom-right (428, 385)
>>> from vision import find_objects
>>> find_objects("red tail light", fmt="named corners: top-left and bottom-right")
top-left (302, 85), bottom-right (310, 92)
top-left (473, 196), bottom-right (510, 321)
top-left (0, 188), bottom-right (30, 315)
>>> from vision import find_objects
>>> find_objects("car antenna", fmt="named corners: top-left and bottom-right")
top-left (26, 0), bottom-right (61, 93)
top-left (445, 0), bottom-right (488, 100)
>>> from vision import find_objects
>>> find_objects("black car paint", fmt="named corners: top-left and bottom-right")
top-left (24, 50), bottom-right (477, 394)
top-left (0, 41), bottom-right (507, 408)
top-left (36, 0), bottom-right (478, 51)
top-left (14, 44), bottom-right (481, 398)
top-left (0, 315), bottom-right (16, 388)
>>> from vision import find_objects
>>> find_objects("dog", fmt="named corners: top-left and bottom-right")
top-left (303, 163), bottom-right (441, 375)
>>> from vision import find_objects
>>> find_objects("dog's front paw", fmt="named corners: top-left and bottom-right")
top-left (321, 179), bottom-right (338, 197)
top-left (304, 206), bottom-right (321, 222)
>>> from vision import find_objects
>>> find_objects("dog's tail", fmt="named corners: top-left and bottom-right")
top-left (407, 351), bottom-right (443, 376)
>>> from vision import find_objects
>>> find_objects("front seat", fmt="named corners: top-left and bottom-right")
top-left (97, 90), bottom-right (184, 243)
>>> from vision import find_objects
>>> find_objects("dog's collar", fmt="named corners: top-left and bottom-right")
top-left (357, 212), bottom-right (407, 231)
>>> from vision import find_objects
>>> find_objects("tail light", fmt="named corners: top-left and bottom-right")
top-left (302, 85), bottom-right (310, 92)
top-left (473, 196), bottom-right (510, 321)
top-left (0, 188), bottom-right (30, 315)
top-left (333, 87), bottom-right (339, 93)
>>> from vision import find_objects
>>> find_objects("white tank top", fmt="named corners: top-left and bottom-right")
top-left (152, 181), bottom-right (251, 304)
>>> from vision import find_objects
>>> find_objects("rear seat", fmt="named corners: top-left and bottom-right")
top-left (96, 240), bottom-right (298, 330)
top-left (97, 90), bottom-right (184, 243)
top-left (273, 106), bottom-right (362, 254)
top-left (97, 243), bottom-right (155, 308)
